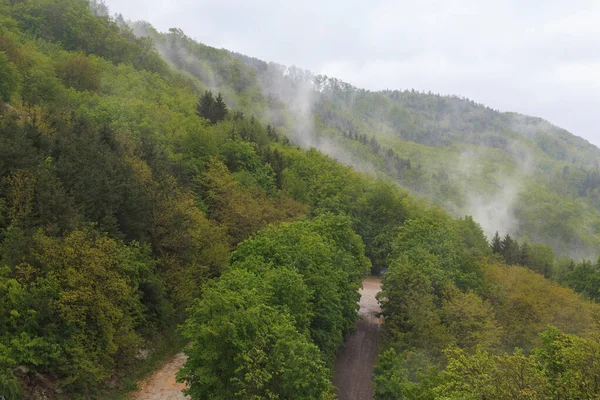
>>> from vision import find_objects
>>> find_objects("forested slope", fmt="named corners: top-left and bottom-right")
top-left (129, 10), bottom-right (600, 259)
top-left (0, 1), bottom-right (409, 396)
top-left (1, 1), bottom-right (599, 399)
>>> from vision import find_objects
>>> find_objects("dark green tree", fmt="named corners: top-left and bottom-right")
top-left (196, 90), bottom-right (228, 124)
top-left (501, 234), bottom-right (520, 265)
top-left (197, 90), bottom-right (215, 122)
top-left (491, 231), bottom-right (502, 254)
top-left (213, 92), bottom-right (228, 122)
top-left (0, 52), bottom-right (20, 102)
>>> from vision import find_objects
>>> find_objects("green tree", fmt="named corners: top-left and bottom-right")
top-left (231, 215), bottom-right (369, 361)
top-left (501, 234), bottom-right (520, 265)
top-left (213, 92), bottom-right (228, 122)
top-left (441, 289), bottom-right (502, 352)
top-left (377, 254), bottom-right (452, 354)
top-left (373, 348), bottom-right (440, 400)
top-left (0, 52), bottom-right (20, 102)
top-left (56, 52), bottom-right (102, 92)
top-left (179, 269), bottom-right (333, 400)
top-left (197, 90), bottom-right (228, 124)
top-left (197, 90), bottom-right (215, 122)
top-left (491, 231), bottom-right (502, 254)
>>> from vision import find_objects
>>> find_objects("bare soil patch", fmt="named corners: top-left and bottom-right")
top-left (130, 352), bottom-right (188, 400)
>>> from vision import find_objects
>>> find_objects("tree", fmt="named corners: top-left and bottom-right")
top-left (202, 158), bottom-right (305, 245)
top-left (441, 289), bottom-right (502, 352)
top-left (179, 269), bottom-right (333, 400)
top-left (437, 347), bottom-right (550, 399)
top-left (151, 175), bottom-right (229, 310)
top-left (501, 234), bottom-right (520, 265)
top-left (491, 231), bottom-right (502, 254)
top-left (10, 231), bottom-right (155, 393)
top-left (527, 243), bottom-right (555, 278)
top-left (196, 90), bottom-right (228, 124)
top-left (231, 216), bottom-right (369, 361)
top-left (455, 216), bottom-right (491, 259)
top-left (197, 90), bottom-right (215, 122)
top-left (56, 52), bottom-right (102, 92)
top-left (377, 254), bottom-right (452, 354)
top-left (373, 348), bottom-right (440, 400)
top-left (213, 92), bottom-right (228, 122)
top-left (391, 215), bottom-right (482, 292)
top-left (0, 52), bottom-right (20, 102)
top-left (519, 242), bottom-right (531, 267)
top-left (535, 327), bottom-right (600, 399)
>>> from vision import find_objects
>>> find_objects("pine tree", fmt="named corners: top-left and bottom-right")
top-left (500, 234), bottom-right (513, 256)
top-left (501, 234), bottom-right (520, 265)
top-left (196, 91), bottom-right (228, 124)
top-left (197, 90), bottom-right (215, 122)
top-left (491, 231), bottom-right (502, 254)
top-left (213, 92), bottom-right (228, 123)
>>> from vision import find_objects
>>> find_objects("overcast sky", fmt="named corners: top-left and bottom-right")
top-left (103, 0), bottom-right (600, 147)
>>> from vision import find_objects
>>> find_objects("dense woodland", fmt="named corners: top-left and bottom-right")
top-left (0, 1), bottom-right (600, 399)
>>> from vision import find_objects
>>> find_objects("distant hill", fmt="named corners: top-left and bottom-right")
top-left (132, 22), bottom-right (600, 258)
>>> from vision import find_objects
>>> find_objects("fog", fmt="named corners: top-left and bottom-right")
top-left (120, 13), bottom-right (598, 258)
top-left (102, 0), bottom-right (600, 148)
top-left (456, 148), bottom-right (534, 239)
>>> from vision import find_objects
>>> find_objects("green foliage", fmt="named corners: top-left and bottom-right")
top-left (373, 348), bottom-right (441, 400)
top-left (455, 215), bottom-right (491, 259)
top-left (414, 327), bottom-right (600, 400)
top-left (179, 269), bottom-right (332, 400)
top-left (441, 288), bottom-right (502, 352)
top-left (230, 215), bottom-right (370, 361)
top-left (0, 231), bottom-right (163, 394)
top-left (391, 214), bottom-right (483, 291)
top-left (377, 255), bottom-right (451, 355)
top-left (0, 51), bottom-right (20, 102)
top-left (2, 0), bottom-right (600, 397)
top-left (56, 52), bottom-right (102, 92)
top-left (197, 90), bottom-right (228, 124)
top-left (375, 219), bottom-right (600, 400)
top-left (179, 216), bottom-right (369, 398)
top-left (559, 258), bottom-right (600, 302)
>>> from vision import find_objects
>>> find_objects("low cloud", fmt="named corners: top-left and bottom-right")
top-left (103, 0), bottom-right (600, 146)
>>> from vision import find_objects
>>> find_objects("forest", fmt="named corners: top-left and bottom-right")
top-left (0, 0), bottom-right (599, 399)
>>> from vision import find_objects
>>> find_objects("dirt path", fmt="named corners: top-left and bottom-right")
top-left (333, 277), bottom-right (383, 400)
top-left (130, 278), bottom-right (382, 400)
top-left (130, 352), bottom-right (188, 400)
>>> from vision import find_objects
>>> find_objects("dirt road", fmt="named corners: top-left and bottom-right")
top-left (333, 277), bottom-right (383, 400)
top-left (131, 278), bottom-right (382, 400)
top-left (130, 352), bottom-right (188, 400)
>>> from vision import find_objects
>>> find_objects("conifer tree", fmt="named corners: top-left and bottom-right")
top-left (197, 90), bottom-right (215, 122)
top-left (213, 92), bottom-right (228, 122)
top-left (491, 231), bottom-right (502, 254)
top-left (519, 242), bottom-right (530, 267)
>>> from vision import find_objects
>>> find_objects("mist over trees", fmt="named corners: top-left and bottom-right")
top-left (1, 0), bottom-right (600, 399)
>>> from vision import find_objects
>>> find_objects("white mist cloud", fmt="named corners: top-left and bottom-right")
top-left (103, 0), bottom-right (600, 147)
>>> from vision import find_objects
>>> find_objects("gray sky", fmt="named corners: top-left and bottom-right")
top-left (103, 0), bottom-right (600, 147)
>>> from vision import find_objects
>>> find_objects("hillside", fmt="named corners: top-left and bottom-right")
top-left (233, 52), bottom-right (600, 259)
top-left (1, 1), bottom-right (600, 399)
top-left (130, 22), bottom-right (600, 258)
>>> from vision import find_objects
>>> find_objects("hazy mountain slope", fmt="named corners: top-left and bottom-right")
top-left (2, 1), bottom-right (600, 398)
top-left (124, 24), bottom-right (600, 258)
